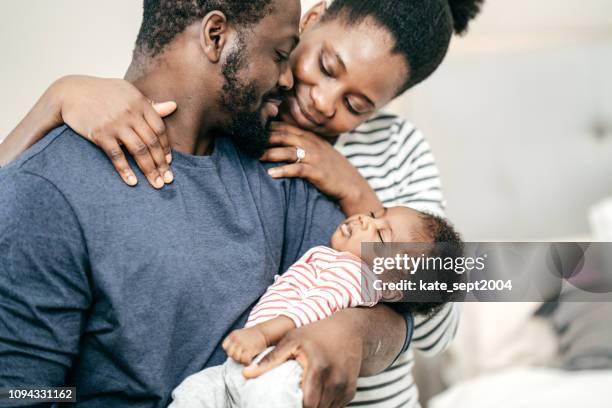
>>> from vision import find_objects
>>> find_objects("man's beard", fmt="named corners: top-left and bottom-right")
top-left (220, 40), bottom-right (274, 159)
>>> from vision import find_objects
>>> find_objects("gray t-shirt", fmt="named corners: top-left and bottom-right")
top-left (0, 126), bottom-right (344, 407)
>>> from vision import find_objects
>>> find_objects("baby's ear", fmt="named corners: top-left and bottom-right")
top-left (381, 288), bottom-right (404, 303)
top-left (300, 1), bottom-right (327, 33)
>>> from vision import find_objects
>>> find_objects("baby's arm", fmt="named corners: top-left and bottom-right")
top-left (280, 259), bottom-right (381, 327)
top-left (222, 316), bottom-right (295, 365)
top-left (222, 250), bottom-right (380, 365)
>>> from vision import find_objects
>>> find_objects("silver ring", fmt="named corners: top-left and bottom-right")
top-left (295, 147), bottom-right (306, 163)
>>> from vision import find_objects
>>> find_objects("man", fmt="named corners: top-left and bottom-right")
top-left (0, 1), bottom-right (411, 407)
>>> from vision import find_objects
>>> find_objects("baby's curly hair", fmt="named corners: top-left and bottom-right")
top-left (388, 211), bottom-right (465, 317)
top-left (135, 0), bottom-right (274, 57)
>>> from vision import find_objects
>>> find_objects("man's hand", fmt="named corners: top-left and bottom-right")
top-left (243, 306), bottom-right (406, 408)
top-left (243, 315), bottom-right (362, 408)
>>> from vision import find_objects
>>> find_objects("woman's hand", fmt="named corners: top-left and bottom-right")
top-left (56, 76), bottom-right (177, 188)
top-left (261, 122), bottom-right (383, 216)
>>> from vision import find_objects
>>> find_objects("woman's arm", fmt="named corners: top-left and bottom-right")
top-left (262, 122), bottom-right (385, 217)
top-left (0, 75), bottom-right (177, 188)
top-left (0, 79), bottom-right (63, 167)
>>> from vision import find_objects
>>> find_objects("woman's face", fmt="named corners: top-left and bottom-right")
top-left (279, 5), bottom-right (409, 138)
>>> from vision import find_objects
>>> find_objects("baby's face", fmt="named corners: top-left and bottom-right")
top-left (331, 207), bottom-right (429, 258)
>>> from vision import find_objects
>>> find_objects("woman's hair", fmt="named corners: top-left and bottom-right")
top-left (322, 0), bottom-right (484, 94)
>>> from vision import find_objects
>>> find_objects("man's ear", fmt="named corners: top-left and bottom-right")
top-left (200, 11), bottom-right (230, 63)
top-left (300, 1), bottom-right (327, 33)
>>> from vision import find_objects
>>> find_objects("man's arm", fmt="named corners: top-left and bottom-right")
top-left (0, 170), bottom-right (91, 391)
top-left (243, 305), bottom-right (408, 407)
top-left (329, 305), bottom-right (408, 376)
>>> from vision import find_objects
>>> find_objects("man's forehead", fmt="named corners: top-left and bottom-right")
top-left (259, 0), bottom-right (301, 37)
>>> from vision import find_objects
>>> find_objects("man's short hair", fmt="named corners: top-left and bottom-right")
top-left (136, 0), bottom-right (274, 57)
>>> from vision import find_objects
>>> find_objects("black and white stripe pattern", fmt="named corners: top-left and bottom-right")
top-left (337, 111), bottom-right (459, 407)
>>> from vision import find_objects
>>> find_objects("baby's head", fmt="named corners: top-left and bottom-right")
top-left (331, 206), bottom-right (464, 316)
top-left (331, 207), bottom-right (457, 255)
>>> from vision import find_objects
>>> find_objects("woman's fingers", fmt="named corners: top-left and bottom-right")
top-left (260, 147), bottom-right (299, 163)
top-left (144, 103), bottom-right (173, 165)
top-left (132, 119), bottom-right (174, 184)
top-left (152, 101), bottom-right (177, 118)
top-left (269, 121), bottom-right (303, 134)
top-left (97, 138), bottom-right (139, 187)
top-left (118, 127), bottom-right (164, 189)
top-left (268, 130), bottom-right (304, 147)
top-left (267, 163), bottom-right (311, 180)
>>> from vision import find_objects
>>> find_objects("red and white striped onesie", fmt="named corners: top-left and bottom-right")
top-left (246, 246), bottom-right (381, 328)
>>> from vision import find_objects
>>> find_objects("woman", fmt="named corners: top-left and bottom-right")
top-left (0, 0), bottom-right (481, 406)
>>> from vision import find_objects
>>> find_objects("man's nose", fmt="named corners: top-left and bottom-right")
top-left (311, 85), bottom-right (336, 119)
top-left (278, 63), bottom-right (294, 91)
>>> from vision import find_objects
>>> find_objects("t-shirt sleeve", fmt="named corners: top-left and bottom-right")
top-left (279, 179), bottom-right (345, 273)
top-left (0, 170), bottom-right (91, 389)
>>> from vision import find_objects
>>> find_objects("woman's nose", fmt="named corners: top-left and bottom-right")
top-left (311, 85), bottom-right (336, 119)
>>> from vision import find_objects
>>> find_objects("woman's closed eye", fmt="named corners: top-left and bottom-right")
top-left (319, 52), bottom-right (332, 77)
top-left (344, 97), bottom-right (370, 116)
top-left (319, 51), bottom-right (373, 117)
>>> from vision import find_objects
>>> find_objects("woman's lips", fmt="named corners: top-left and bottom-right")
top-left (288, 96), bottom-right (320, 129)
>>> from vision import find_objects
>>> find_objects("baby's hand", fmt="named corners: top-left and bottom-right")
top-left (222, 327), bottom-right (268, 365)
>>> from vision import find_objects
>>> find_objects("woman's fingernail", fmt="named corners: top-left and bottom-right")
top-left (166, 153), bottom-right (172, 164)
top-left (163, 171), bottom-right (174, 184)
top-left (268, 168), bottom-right (279, 177)
top-left (155, 177), bottom-right (164, 188)
top-left (127, 175), bottom-right (138, 186)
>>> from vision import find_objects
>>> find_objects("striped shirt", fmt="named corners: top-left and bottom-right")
top-left (246, 246), bottom-right (380, 329)
top-left (336, 111), bottom-right (460, 408)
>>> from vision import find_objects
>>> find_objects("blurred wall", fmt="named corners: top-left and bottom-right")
top-left (0, 1), bottom-right (142, 139)
top-left (385, 0), bottom-right (612, 240)
top-left (1, 1), bottom-right (611, 240)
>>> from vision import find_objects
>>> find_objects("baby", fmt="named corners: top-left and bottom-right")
top-left (169, 206), bottom-right (462, 408)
